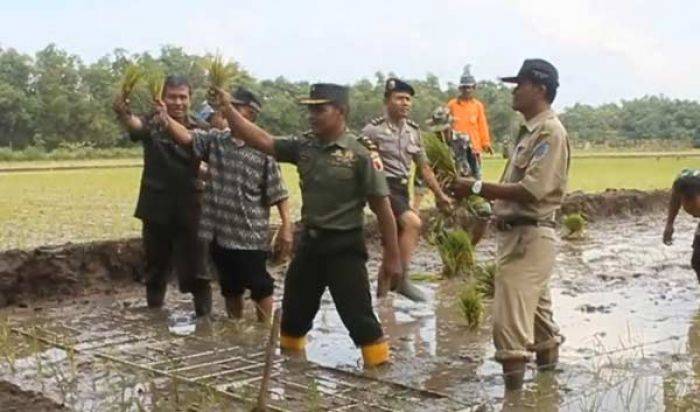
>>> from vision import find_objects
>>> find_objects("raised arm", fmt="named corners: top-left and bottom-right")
top-left (112, 93), bottom-right (145, 134)
top-left (213, 88), bottom-right (276, 155)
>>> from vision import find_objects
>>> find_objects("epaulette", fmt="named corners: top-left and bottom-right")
top-left (356, 135), bottom-right (379, 152)
top-left (406, 119), bottom-right (420, 129)
top-left (369, 116), bottom-right (386, 126)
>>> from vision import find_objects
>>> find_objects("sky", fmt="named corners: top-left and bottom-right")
top-left (1, 0), bottom-right (699, 108)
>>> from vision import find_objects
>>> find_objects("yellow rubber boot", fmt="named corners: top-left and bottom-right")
top-left (362, 340), bottom-right (390, 367)
top-left (280, 334), bottom-right (306, 351)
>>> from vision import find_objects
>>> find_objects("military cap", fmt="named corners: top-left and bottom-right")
top-left (231, 86), bottom-right (262, 113)
top-left (426, 106), bottom-right (453, 132)
top-left (500, 58), bottom-right (559, 88)
top-left (385, 77), bottom-right (415, 96)
top-left (298, 83), bottom-right (349, 105)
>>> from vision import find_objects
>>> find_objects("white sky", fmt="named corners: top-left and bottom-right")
top-left (1, 0), bottom-right (699, 108)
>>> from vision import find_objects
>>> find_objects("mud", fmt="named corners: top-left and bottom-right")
top-left (0, 189), bottom-right (672, 310)
top-left (0, 380), bottom-right (66, 411)
top-left (1, 190), bottom-right (699, 411)
top-left (0, 239), bottom-right (143, 309)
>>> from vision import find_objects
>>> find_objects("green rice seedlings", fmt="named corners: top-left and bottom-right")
top-left (119, 64), bottom-right (143, 99)
top-left (208, 54), bottom-right (234, 90)
top-left (436, 229), bottom-right (475, 278)
top-left (458, 282), bottom-right (485, 329)
top-left (562, 212), bottom-right (587, 239)
top-left (423, 133), bottom-right (458, 187)
top-left (145, 69), bottom-right (165, 102)
top-left (472, 261), bottom-right (497, 298)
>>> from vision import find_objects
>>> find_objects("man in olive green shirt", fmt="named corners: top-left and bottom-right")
top-left (451, 59), bottom-right (569, 390)
top-left (166, 83), bottom-right (402, 367)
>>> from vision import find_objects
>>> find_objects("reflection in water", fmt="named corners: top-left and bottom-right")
top-left (663, 308), bottom-right (700, 410)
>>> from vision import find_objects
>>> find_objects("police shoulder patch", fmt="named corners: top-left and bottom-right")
top-left (369, 116), bottom-right (386, 126)
top-left (531, 142), bottom-right (550, 162)
top-left (356, 135), bottom-right (378, 152)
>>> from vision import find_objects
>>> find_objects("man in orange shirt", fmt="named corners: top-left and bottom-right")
top-left (446, 67), bottom-right (493, 164)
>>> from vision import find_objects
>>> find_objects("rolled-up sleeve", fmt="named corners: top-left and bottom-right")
top-left (264, 157), bottom-right (289, 206)
top-left (273, 136), bottom-right (301, 164)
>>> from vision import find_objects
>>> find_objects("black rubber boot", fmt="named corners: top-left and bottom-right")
top-left (146, 283), bottom-right (166, 308)
top-left (502, 359), bottom-right (526, 391)
top-left (536, 346), bottom-right (559, 371)
top-left (192, 281), bottom-right (212, 318)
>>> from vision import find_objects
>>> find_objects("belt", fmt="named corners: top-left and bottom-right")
top-left (304, 226), bottom-right (362, 239)
top-left (494, 217), bottom-right (556, 231)
top-left (386, 176), bottom-right (409, 186)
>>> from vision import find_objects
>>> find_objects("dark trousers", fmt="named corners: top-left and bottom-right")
top-left (142, 219), bottom-right (209, 294)
top-left (280, 228), bottom-right (384, 346)
top-left (693, 235), bottom-right (700, 283)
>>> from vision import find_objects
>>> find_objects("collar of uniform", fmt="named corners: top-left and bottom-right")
top-left (523, 109), bottom-right (555, 132)
top-left (382, 110), bottom-right (405, 131)
top-left (321, 131), bottom-right (352, 150)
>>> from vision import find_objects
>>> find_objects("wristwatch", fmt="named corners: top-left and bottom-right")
top-left (471, 180), bottom-right (483, 195)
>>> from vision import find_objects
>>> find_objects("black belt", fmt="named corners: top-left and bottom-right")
top-left (495, 217), bottom-right (556, 231)
top-left (304, 226), bottom-right (362, 239)
top-left (386, 176), bottom-right (409, 186)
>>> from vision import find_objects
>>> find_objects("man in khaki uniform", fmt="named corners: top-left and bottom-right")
top-left (451, 59), bottom-right (569, 390)
top-left (361, 78), bottom-right (452, 301)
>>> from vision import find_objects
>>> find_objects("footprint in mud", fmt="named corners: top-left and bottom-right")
top-left (576, 303), bottom-right (617, 314)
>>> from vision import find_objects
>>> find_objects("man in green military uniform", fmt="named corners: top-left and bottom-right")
top-left (186, 83), bottom-right (402, 367)
top-left (361, 78), bottom-right (453, 301)
top-left (663, 169), bottom-right (700, 281)
top-left (112, 75), bottom-right (212, 317)
top-left (451, 59), bottom-right (569, 390)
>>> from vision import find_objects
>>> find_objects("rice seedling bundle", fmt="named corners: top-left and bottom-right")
top-left (436, 229), bottom-right (475, 278)
top-left (119, 64), bottom-right (143, 98)
top-left (145, 69), bottom-right (165, 102)
top-left (458, 282), bottom-right (484, 329)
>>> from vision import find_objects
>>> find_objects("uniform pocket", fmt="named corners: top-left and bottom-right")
top-left (329, 165), bottom-right (354, 180)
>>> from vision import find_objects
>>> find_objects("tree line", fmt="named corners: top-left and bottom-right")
top-left (1, 44), bottom-right (699, 151)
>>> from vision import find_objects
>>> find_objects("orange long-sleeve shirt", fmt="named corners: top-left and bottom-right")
top-left (446, 98), bottom-right (491, 153)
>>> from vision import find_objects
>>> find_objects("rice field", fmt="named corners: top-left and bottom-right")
top-left (1, 154), bottom-right (698, 251)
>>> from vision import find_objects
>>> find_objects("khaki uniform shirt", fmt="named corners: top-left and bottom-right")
top-left (361, 116), bottom-right (427, 179)
top-left (273, 131), bottom-right (389, 230)
top-left (493, 110), bottom-right (570, 221)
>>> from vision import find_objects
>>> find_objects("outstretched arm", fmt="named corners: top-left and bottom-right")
top-left (213, 88), bottom-right (276, 155)
top-left (664, 185), bottom-right (682, 245)
top-left (451, 178), bottom-right (536, 203)
top-left (112, 94), bottom-right (144, 134)
top-left (420, 162), bottom-right (453, 210)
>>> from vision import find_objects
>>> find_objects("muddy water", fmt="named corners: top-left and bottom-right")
top-left (1, 213), bottom-right (699, 411)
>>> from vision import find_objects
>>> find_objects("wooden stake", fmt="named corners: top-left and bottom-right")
top-left (253, 307), bottom-right (281, 412)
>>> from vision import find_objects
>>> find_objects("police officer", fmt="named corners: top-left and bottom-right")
top-left (361, 78), bottom-right (453, 301)
top-left (198, 83), bottom-right (402, 367)
top-left (663, 169), bottom-right (700, 281)
top-left (451, 59), bottom-right (569, 390)
top-left (112, 75), bottom-right (212, 317)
